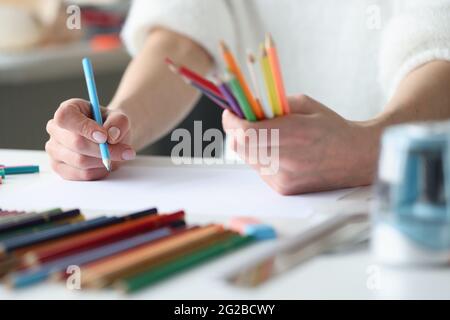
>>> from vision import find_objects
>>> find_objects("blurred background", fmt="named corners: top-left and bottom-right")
top-left (0, 0), bottom-right (223, 156)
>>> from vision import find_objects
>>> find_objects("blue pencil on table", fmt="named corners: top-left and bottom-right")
top-left (82, 57), bottom-right (112, 172)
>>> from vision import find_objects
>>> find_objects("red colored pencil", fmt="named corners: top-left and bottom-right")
top-left (23, 211), bottom-right (185, 266)
top-left (165, 58), bottom-right (224, 99)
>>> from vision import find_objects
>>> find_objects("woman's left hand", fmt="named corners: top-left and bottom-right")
top-left (222, 94), bottom-right (381, 195)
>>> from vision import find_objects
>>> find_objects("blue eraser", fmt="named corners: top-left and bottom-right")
top-left (243, 224), bottom-right (277, 240)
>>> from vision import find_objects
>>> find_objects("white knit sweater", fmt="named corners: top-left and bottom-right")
top-left (121, 0), bottom-right (450, 121)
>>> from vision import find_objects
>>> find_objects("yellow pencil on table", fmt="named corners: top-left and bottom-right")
top-left (265, 33), bottom-right (290, 115)
top-left (220, 41), bottom-right (265, 120)
top-left (260, 45), bottom-right (282, 117)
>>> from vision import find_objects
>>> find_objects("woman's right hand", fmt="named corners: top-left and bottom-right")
top-left (46, 98), bottom-right (136, 181)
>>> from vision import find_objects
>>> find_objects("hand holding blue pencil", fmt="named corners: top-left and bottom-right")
top-left (82, 58), bottom-right (112, 172)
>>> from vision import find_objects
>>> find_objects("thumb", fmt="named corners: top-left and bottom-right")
top-left (54, 99), bottom-right (108, 144)
top-left (103, 111), bottom-right (131, 144)
top-left (288, 94), bottom-right (324, 114)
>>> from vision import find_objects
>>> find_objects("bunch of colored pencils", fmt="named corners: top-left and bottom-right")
top-left (0, 207), bottom-right (253, 293)
top-left (166, 34), bottom-right (290, 122)
top-left (0, 165), bottom-right (40, 185)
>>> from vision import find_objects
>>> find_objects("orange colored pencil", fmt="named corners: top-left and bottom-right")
top-left (80, 225), bottom-right (225, 288)
top-left (220, 41), bottom-right (265, 120)
top-left (265, 34), bottom-right (290, 114)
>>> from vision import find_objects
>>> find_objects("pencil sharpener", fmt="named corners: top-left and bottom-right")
top-left (372, 122), bottom-right (450, 266)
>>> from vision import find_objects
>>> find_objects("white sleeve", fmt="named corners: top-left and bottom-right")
top-left (121, 0), bottom-right (237, 67)
top-left (379, 0), bottom-right (450, 98)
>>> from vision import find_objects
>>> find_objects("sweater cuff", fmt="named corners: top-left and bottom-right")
top-left (121, 0), bottom-right (237, 69)
top-left (379, 6), bottom-right (450, 99)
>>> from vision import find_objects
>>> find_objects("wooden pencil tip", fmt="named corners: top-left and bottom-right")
top-left (164, 57), bottom-right (174, 66)
top-left (219, 40), bottom-right (229, 52)
top-left (265, 33), bottom-right (274, 46)
top-left (247, 52), bottom-right (256, 64)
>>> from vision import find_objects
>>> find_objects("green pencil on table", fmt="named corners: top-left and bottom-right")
top-left (117, 235), bottom-right (254, 293)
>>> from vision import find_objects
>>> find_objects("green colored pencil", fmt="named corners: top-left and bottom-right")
top-left (226, 72), bottom-right (257, 122)
top-left (2, 165), bottom-right (40, 175)
top-left (118, 235), bottom-right (254, 293)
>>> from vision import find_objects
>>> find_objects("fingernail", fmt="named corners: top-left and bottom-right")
top-left (122, 149), bottom-right (136, 161)
top-left (93, 131), bottom-right (107, 144)
top-left (108, 127), bottom-right (121, 142)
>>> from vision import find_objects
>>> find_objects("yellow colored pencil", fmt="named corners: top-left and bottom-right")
top-left (246, 53), bottom-right (274, 119)
top-left (260, 45), bottom-right (282, 117)
top-left (220, 41), bottom-right (265, 120)
top-left (266, 33), bottom-right (290, 115)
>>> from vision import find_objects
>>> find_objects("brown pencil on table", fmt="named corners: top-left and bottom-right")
top-left (80, 224), bottom-right (226, 288)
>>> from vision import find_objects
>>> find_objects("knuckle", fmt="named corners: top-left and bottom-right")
top-left (73, 154), bottom-right (90, 168)
top-left (80, 118), bottom-right (93, 137)
top-left (71, 135), bottom-right (85, 151)
top-left (295, 94), bottom-right (312, 107)
top-left (46, 119), bottom-right (54, 134)
top-left (81, 170), bottom-right (101, 181)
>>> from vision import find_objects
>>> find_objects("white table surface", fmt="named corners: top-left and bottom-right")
top-left (1, 149), bottom-right (450, 300)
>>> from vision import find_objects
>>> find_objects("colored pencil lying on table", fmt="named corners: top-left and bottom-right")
top-left (220, 41), bottom-right (265, 120)
top-left (7, 227), bottom-right (178, 288)
top-left (80, 225), bottom-right (225, 288)
top-left (23, 211), bottom-right (185, 266)
top-left (265, 34), bottom-right (290, 115)
top-left (0, 216), bottom-right (119, 254)
top-left (117, 234), bottom-right (254, 293)
top-left (0, 209), bottom-right (61, 226)
top-left (0, 165), bottom-right (40, 175)
top-left (10, 207), bottom-right (158, 258)
top-left (0, 209), bottom-right (75, 235)
top-left (260, 45), bottom-right (282, 117)
top-left (225, 71), bottom-right (257, 122)
top-left (0, 214), bottom-right (85, 242)
top-left (165, 58), bottom-right (224, 99)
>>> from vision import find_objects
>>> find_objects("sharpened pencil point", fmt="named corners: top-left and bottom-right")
top-left (103, 159), bottom-right (112, 172)
top-left (219, 40), bottom-right (229, 53)
top-left (265, 33), bottom-right (275, 47)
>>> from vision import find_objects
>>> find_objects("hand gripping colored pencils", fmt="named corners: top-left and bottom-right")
top-left (266, 34), bottom-right (290, 115)
top-left (23, 211), bottom-right (185, 266)
top-left (117, 234), bottom-right (253, 293)
top-left (220, 41), bottom-right (265, 120)
top-left (80, 225), bottom-right (225, 288)
top-left (82, 57), bottom-right (112, 172)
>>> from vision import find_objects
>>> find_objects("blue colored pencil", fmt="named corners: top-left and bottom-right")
top-left (82, 57), bottom-right (112, 172)
top-left (0, 216), bottom-right (117, 253)
top-left (8, 228), bottom-right (174, 288)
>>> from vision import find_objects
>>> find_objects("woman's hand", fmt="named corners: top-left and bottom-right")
top-left (46, 98), bottom-right (136, 181)
top-left (222, 95), bottom-right (381, 195)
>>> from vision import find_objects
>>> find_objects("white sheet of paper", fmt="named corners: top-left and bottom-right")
top-left (1, 165), bottom-right (353, 218)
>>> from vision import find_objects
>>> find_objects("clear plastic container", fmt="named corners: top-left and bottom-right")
top-left (372, 122), bottom-right (450, 266)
